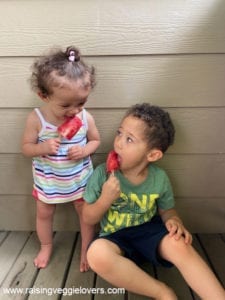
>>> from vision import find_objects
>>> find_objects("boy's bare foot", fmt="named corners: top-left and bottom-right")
top-left (34, 244), bottom-right (52, 269)
top-left (157, 283), bottom-right (177, 300)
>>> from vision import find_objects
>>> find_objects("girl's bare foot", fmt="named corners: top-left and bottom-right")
top-left (34, 244), bottom-right (52, 268)
top-left (80, 248), bottom-right (89, 272)
top-left (73, 200), bottom-right (95, 272)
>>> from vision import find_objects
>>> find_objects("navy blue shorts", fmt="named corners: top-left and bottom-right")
top-left (98, 216), bottom-right (172, 267)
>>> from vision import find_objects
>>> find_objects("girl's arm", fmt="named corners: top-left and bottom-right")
top-left (159, 208), bottom-right (192, 244)
top-left (83, 111), bottom-right (101, 155)
top-left (67, 111), bottom-right (100, 160)
top-left (21, 110), bottom-right (60, 157)
top-left (82, 175), bottom-right (120, 225)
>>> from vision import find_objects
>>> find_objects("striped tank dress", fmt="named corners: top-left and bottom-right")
top-left (32, 108), bottom-right (93, 204)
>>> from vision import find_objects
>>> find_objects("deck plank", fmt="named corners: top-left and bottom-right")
top-left (28, 232), bottom-right (76, 300)
top-left (0, 232), bottom-right (39, 300)
top-left (156, 265), bottom-right (193, 299)
top-left (0, 232), bottom-right (31, 286)
top-left (62, 233), bottom-right (95, 300)
top-left (94, 276), bottom-right (125, 300)
top-left (197, 233), bottom-right (225, 287)
top-left (0, 232), bottom-right (224, 300)
top-left (0, 231), bottom-right (8, 245)
top-left (190, 234), bottom-right (222, 300)
top-left (128, 293), bottom-right (151, 300)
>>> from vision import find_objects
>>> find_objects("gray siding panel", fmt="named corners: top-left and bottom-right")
top-left (0, 0), bottom-right (224, 232)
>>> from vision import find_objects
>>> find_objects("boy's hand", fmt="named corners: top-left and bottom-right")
top-left (100, 174), bottom-right (121, 208)
top-left (42, 138), bottom-right (60, 155)
top-left (165, 217), bottom-right (192, 244)
top-left (67, 145), bottom-right (84, 160)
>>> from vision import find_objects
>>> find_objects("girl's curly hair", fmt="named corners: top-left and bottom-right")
top-left (30, 46), bottom-right (95, 97)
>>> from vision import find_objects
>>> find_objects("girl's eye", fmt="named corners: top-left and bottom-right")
top-left (127, 137), bottom-right (133, 143)
top-left (79, 101), bottom-right (86, 107)
top-left (61, 104), bottom-right (70, 108)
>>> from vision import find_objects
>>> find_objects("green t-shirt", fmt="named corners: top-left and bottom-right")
top-left (83, 163), bottom-right (175, 236)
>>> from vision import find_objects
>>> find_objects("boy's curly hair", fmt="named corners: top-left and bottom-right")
top-left (125, 103), bottom-right (175, 153)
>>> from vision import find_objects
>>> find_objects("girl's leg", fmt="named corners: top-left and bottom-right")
top-left (159, 235), bottom-right (225, 300)
top-left (74, 200), bottom-right (96, 272)
top-left (87, 238), bottom-right (177, 300)
top-left (34, 200), bottom-right (56, 268)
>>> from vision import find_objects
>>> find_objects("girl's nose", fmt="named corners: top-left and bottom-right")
top-left (70, 107), bottom-right (82, 116)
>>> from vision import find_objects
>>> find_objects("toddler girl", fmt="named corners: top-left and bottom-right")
top-left (21, 46), bottom-right (100, 271)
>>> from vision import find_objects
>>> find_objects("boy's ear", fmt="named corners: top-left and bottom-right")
top-left (147, 149), bottom-right (163, 162)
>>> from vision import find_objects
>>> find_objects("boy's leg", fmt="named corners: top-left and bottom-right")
top-left (87, 238), bottom-right (177, 300)
top-left (74, 200), bottom-right (96, 272)
top-left (35, 200), bottom-right (56, 268)
top-left (159, 235), bottom-right (225, 300)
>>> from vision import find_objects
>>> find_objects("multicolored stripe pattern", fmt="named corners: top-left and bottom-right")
top-left (32, 108), bottom-right (93, 204)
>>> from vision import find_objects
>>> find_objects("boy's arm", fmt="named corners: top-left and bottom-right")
top-left (159, 208), bottom-right (192, 244)
top-left (82, 175), bottom-right (120, 225)
top-left (82, 200), bottom-right (109, 225)
top-left (21, 110), bottom-right (60, 157)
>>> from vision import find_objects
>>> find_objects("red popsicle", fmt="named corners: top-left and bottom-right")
top-left (106, 150), bottom-right (120, 174)
top-left (58, 116), bottom-right (82, 140)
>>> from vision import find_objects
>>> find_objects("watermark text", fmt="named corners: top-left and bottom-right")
top-left (1, 286), bottom-right (125, 296)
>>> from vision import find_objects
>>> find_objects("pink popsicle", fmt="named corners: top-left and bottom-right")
top-left (106, 150), bottom-right (120, 173)
top-left (58, 116), bottom-right (82, 140)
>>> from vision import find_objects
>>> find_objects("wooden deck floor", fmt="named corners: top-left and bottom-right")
top-left (0, 231), bottom-right (224, 300)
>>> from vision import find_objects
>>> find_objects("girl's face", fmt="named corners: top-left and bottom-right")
top-left (44, 78), bottom-right (91, 121)
top-left (114, 115), bottom-right (150, 172)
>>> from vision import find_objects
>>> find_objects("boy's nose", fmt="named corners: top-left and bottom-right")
top-left (115, 137), bottom-right (123, 149)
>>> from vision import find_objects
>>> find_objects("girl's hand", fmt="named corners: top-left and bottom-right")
top-left (42, 138), bottom-right (61, 155)
top-left (67, 145), bottom-right (85, 160)
top-left (100, 174), bottom-right (121, 208)
top-left (165, 217), bottom-right (192, 244)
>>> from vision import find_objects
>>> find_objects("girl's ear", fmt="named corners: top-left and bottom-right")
top-left (37, 91), bottom-right (48, 102)
top-left (147, 149), bottom-right (163, 162)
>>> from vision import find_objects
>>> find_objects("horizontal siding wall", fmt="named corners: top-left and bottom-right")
top-left (1, 55), bottom-right (225, 108)
top-left (0, 0), bottom-right (224, 232)
top-left (1, 0), bottom-right (225, 55)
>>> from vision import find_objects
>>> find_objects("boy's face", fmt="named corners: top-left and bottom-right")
top-left (114, 115), bottom-right (150, 172)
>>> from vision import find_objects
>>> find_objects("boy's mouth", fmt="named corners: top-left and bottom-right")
top-left (116, 153), bottom-right (121, 164)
